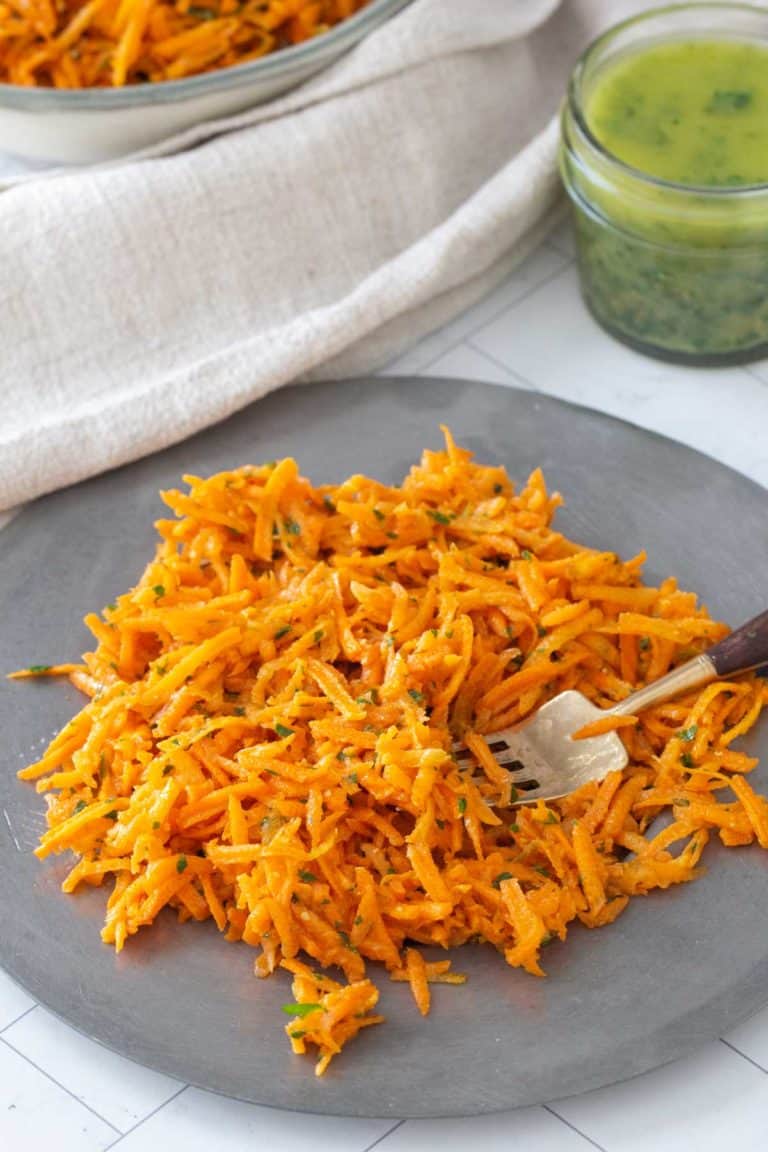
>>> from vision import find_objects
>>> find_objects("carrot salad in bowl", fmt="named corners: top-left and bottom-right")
top-left (0, 0), bottom-right (371, 87)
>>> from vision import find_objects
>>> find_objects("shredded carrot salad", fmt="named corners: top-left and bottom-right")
top-left (13, 430), bottom-right (767, 1075)
top-left (0, 0), bottom-right (369, 89)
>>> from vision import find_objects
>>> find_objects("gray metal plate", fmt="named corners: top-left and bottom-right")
top-left (1, 377), bottom-right (766, 1118)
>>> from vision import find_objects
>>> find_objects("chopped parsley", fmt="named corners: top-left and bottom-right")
top-left (337, 929), bottom-right (358, 952)
top-left (284, 519), bottom-right (301, 536)
top-left (427, 509), bottom-right (453, 525)
top-left (492, 871), bottom-right (514, 889)
top-left (520, 550), bottom-right (533, 561)
top-left (678, 724), bottom-right (698, 742)
top-left (457, 797), bottom-right (467, 815)
top-left (708, 89), bottom-right (753, 113)
top-left (282, 1003), bottom-right (322, 1018)
top-left (274, 625), bottom-right (292, 640)
top-left (27, 664), bottom-right (51, 673)
top-left (639, 636), bottom-right (651, 651)
top-left (152, 585), bottom-right (165, 599)
top-left (176, 856), bottom-right (188, 873)
top-left (73, 800), bottom-right (87, 814)
top-left (408, 688), bottom-right (425, 705)
top-left (680, 752), bottom-right (694, 768)
top-left (373, 508), bottom-right (385, 521)
top-left (275, 723), bottom-right (294, 739)
top-left (298, 870), bottom-right (318, 883)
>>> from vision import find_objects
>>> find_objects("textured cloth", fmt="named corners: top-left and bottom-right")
top-left (0, 0), bottom-right (633, 511)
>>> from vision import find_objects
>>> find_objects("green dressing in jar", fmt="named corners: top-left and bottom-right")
top-left (587, 40), bottom-right (768, 188)
top-left (560, 5), bottom-right (768, 364)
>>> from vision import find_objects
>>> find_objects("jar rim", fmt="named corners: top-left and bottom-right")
top-left (568, 2), bottom-right (768, 199)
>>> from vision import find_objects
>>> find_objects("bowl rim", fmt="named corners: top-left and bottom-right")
top-left (0, 0), bottom-right (411, 111)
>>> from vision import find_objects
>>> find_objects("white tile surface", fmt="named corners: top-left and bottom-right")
top-left (470, 263), bottom-right (768, 487)
top-left (551, 1043), bottom-right (768, 1152)
top-left (0, 968), bottom-right (35, 1032)
top-left (4, 1006), bottom-right (181, 1132)
top-left (2, 211), bottom-right (768, 1151)
top-left (0, 1037), bottom-right (116, 1151)
top-left (379, 1107), bottom-right (598, 1151)
top-left (116, 1086), bottom-right (396, 1152)
top-left (385, 242), bottom-right (568, 375)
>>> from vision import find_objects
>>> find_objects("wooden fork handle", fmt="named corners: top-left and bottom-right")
top-left (706, 609), bottom-right (768, 677)
top-left (610, 609), bottom-right (768, 717)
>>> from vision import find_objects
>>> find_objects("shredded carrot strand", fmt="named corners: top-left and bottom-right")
top-left (573, 714), bottom-right (639, 741)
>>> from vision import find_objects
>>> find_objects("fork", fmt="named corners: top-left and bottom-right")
top-left (452, 609), bottom-right (768, 805)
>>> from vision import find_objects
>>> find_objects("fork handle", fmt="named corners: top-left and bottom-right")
top-left (609, 609), bottom-right (768, 717)
top-left (706, 609), bottom-right (768, 676)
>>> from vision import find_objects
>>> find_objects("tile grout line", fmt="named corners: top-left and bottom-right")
top-left (359, 1118), bottom-right (406, 1152)
top-left (543, 1104), bottom-right (609, 1151)
top-left (743, 364), bottom-right (768, 389)
top-left (406, 252), bottom-right (576, 377)
top-left (0, 1002), bottom-right (37, 1035)
top-left (547, 238), bottom-right (576, 259)
top-left (0, 1031), bottom-right (123, 1136)
top-left (463, 340), bottom-right (543, 392)
top-left (720, 1036), bottom-right (768, 1075)
top-left (465, 338), bottom-right (543, 393)
top-left (438, 340), bottom-right (521, 384)
top-left (101, 1083), bottom-right (190, 1150)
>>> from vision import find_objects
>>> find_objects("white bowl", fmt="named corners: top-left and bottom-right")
top-left (0, 0), bottom-right (411, 164)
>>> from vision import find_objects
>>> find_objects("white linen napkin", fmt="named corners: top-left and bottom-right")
top-left (0, 0), bottom-right (633, 511)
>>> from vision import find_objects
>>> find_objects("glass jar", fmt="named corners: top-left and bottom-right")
top-left (560, 3), bottom-right (768, 365)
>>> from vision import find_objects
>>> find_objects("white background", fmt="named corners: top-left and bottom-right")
top-left (2, 218), bottom-right (768, 1150)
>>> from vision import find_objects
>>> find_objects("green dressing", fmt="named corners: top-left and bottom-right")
top-left (561, 10), bottom-right (768, 364)
top-left (587, 39), bottom-right (768, 187)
